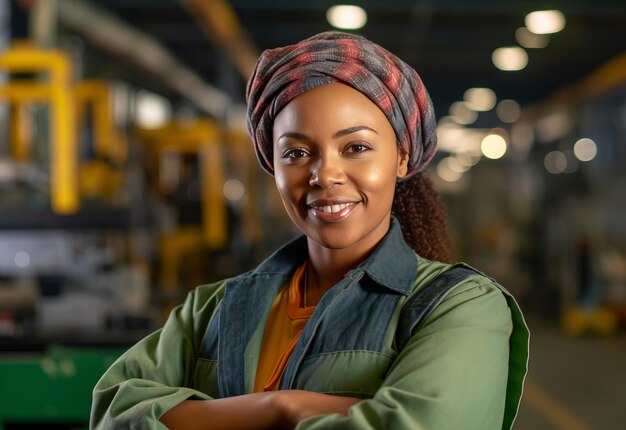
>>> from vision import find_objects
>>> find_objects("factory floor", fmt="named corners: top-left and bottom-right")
top-left (514, 319), bottom-right (626, 430)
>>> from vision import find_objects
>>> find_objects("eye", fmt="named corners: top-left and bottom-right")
top-left (345, 143), bottom-right (371, 154)
top-left (282, 148), bottom-right (309, 159)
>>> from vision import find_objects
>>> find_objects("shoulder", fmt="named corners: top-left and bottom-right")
top-left (407, 256), bottom-right (513, 332)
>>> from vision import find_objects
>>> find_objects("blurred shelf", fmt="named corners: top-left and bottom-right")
top-left (0, 208), bottom-right (132, 230)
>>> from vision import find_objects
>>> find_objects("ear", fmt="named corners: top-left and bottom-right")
top-left (396, 149), bottom-right (410, 179)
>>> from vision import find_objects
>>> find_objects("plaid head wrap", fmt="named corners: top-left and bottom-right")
top-left (246, 31), bottom-right (437, 178)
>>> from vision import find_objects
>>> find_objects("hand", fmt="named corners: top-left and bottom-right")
top-left (273, 390), bottom-right (362, 427)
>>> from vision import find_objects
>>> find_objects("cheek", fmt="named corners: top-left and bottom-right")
top-left (359, 159), bottom-right (398, 195)
top-left (274, 169), bottom-right (304, 210)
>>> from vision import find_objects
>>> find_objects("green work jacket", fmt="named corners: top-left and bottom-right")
top-left (91, 218), bottom-right (529, 429)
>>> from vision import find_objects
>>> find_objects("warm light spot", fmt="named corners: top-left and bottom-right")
top-left (525, 10), bottom-right (566, 35)
top-left (481, 134), bottom-right (507, 159)
top-left (449, 101), bottom-right (478, 125)
top-left (464, 88), bottom-right (497, 112)
top-left (496, 99), bottom-right (521, 123)
top-left (515, 27), bottom-right (549, 48)
top-left (492, 46), bottom-right (528, 71)
top-left (223, 179), bottom-right (245, 201)
top-left (327, 5), bottom-right (367, 30)
top-left (136, 91), bottom-right (171, 129)
top-left (455, 151), bottom-right (480, 167)
top-left (544, 151), bottom-right (567, 174)
top-left (447, 156), bottom-right (469, 173)
top-left (437, 158), bottom-right (463, 182)
top-left (573, 138), bottom-right (598, 162)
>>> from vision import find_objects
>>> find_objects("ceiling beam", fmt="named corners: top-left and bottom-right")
top-left (180, 0), bottom-right (260, 80)
top-left (56, 0), bottom-right (231, 118)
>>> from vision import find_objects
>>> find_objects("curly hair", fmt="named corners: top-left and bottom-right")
top-left (392, 173), bottom-right (455, 263)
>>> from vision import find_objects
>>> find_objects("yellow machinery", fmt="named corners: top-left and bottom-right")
top-left (0, 42), bottom-right (78, 214)
top-left (561, 306), bottom-right (618, 337)
top-left (75, 80), bottom-right (127, 202)
top-left (138, 120), bottom-right (228, 291)
top-left (138, 119), bottom-right (227, 248)
top-left (0, 44), bottom-right (127, 211)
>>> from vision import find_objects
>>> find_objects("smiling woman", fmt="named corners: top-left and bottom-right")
top-left (273, 83), bottom-right (406, 269)
top-left (90, 32), bottom-right (529, 430)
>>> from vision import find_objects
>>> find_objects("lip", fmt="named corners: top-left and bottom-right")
top-left (306, 199), bottom-right (360, 222)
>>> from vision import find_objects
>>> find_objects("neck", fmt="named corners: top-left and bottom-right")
top-left (304, 218), bottom-right (391, 303)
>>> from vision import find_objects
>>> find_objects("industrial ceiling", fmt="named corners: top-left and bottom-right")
top-left (16, 0), bottom-right (626, 123)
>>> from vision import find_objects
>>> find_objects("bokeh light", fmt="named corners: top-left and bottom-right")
top-left (464, 87), bottom-right (497, 111)
top-left (492, 46), bottom-right (528, 71)
top-left (223, 179), bottom-right (245, 201)
top-left (437, 158), bottom-right (464, 182)
top-left (327, 5), bottom-right (367, 30)
top-left (496, 99), bottom-right (522, 123)
top-left (525, 10), bottom-right (566, 35)
top-left (481, 134), bottom-right (508, 159)
top-left (449, 101), bottom-right (478, 125)
top-left (573, 138), bottom-right (598, 162)
top-left (515, 27), bottom-right (550, 48)
top-left (544, 151), bottom-right (567, 174)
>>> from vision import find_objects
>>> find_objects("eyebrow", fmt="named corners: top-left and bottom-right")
top-left (333, 125), bottom-right (378, 138)
top-left (277, 125), bottom-right (378, 143)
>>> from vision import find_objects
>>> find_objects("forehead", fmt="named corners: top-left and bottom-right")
top-left (272, 83), bottom-right (393, 137)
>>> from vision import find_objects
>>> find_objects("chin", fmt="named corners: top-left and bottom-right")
top-left (305, 223), bottom-right (371, 251)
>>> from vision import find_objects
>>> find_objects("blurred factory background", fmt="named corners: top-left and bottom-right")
top-left (0, 0), bottom-right (625, 429)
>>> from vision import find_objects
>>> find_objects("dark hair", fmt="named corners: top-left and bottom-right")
top-left (392, 173), bottom-right (455, 263)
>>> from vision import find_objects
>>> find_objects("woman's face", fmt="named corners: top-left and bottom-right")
top-left (272, 82), bottom-right (409, 253)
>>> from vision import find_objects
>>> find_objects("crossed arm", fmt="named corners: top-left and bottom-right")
top-left (160, 391), bottom-right (360, 430)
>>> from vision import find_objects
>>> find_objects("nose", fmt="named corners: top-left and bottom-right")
top-left (308, 154), bottom-right (346, 189)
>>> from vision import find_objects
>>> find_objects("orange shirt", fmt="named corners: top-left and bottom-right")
top-left (254, 262), bottom-right (315, 392)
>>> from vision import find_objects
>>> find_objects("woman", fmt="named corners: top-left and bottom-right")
top-left (91, 32), bottom-right (529, 430)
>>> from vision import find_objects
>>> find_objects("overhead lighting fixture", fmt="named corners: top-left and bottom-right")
top-left (492, 46), bottom-right (528, 71)
top-left (515, 27), bottom-right (549, 48)
top-left (464, 87), bottom-right (497, 112)
top-left (327, 5), bottom-right (367, 30)
top-left (525, 10), bottom-right (566, 35)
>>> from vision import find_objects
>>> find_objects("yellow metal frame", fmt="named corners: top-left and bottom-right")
top-left (138, 119), bottom-right (227, 248)
top-left (0, 42), bottom-right (78, 214)
top-left (75, 80), bottom-right (127, 165)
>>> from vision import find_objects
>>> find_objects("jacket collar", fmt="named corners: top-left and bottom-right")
top-left (252, 216), bottom-right (417, 295)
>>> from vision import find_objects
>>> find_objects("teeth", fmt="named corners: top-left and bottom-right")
top-left (313, 203), bottom-right (351, 213)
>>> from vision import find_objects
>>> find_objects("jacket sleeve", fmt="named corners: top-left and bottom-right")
top-left (297, 279), bottom-right (517, 430)
top-left (90, 282), bottom-right (224, 429)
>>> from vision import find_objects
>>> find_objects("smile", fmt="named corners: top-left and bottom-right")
top-left (311, 203), bottom-right (352, 213)
top-left (307, 201), bottom-right (358, 222)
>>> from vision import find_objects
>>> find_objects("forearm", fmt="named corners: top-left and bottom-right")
top-left (160, 391), bottom-right (361, 430)
top-left (160, 393), bottom-right (285, 430)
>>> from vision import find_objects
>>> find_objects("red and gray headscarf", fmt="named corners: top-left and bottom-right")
top-left (246, 31), bottom-right (437, 179)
